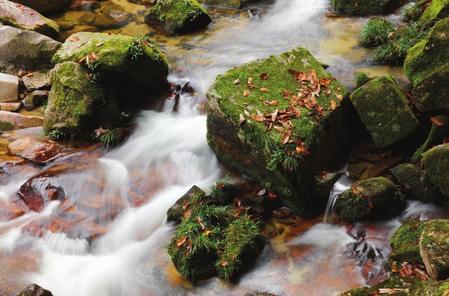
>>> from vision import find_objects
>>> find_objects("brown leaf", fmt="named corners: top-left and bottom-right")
top-left (431, 116), bottom-right (445, 127)
top-left (330, 100), bottom-right (338, 110)
top-left (251, 113), bottom-right (265, 122)
top-left (260, 73), bottom-right (269, 80)
top-left (271, 109), bottom-right (279, 122)
top-left (196, 217), bottom-right (206, 230)
top-left (243, 90), bottom-right (250, 97)
top-left (203, 230), bottom-right (212, 236)
top-left (176, 236), bottom-right (188, 247)
top-left (265, 100), bottom-right (279, 106)
top-left (260, 87), bottom-right (269, 93)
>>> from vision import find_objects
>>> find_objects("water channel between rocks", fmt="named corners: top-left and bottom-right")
top-left (0, 0), bottom-right (443, 295)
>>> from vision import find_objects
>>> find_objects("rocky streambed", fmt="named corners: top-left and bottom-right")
top-left (0, 0), bottom-right (449, 295)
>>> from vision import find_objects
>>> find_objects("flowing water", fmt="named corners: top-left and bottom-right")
top-left (0, 0), bottom-right (442, 295)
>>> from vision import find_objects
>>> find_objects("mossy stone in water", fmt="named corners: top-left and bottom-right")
top-left (331, 0), bottom-right (401, 16)
top-left (207, 47), bottom-right (352, 216)
top-left (418, 0), bottom-right (449, 28)
top-left (52, 32), bottom-right (169, 90)
top-left (44, 62), bottom-right (103, 139)
top-left (350, 75), bottom-right (418, 148)
top-left (199, 0), bottom-right (247, 9)
top-left (334, 177), bottom-right (405, 222)
top-left (404, 18), bottom-right (449, 112)
top-left (167, 185), bottom-right (206, 222)
top-left (144, 0), bottom-right (212, 35)
top-left (390, 219), bottom-right (425, 264)
top-left (420, 219), bottom-right (449, 279)
top-left (422, 144), bottom-right (449, 200)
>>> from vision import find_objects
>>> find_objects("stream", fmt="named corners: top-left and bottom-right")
top-left (0, 0), bottom-right (446, 295)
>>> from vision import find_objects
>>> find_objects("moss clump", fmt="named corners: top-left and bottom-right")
top-left (422, 144), bottom-right (449, 200)
top-left (403, 3), bottom-right (424, 23)
top-left (331, 0), bottom-right (401, 16)
top-left (373, 22), bottom-right (428, 65)
top-left (354, 71), bottom-right (372, 88)
top-left (404, 18), bottom-right (449, 112)
top-left (360, 17), bottom-right (395, 47)
top-left (350, 75), bottom-right (419, 148)
top-left (207, 47), bottom-right (351, 216)
top-left (210, 177), bottom-right (239, 204)
top-left (95, 128), bottom-right (122, 148)
top-left (418, 0), bottom-right (449, 28)
top-left (390, 219), bottom-right (425, 264)
top-left (0, 120), bottom-right (14, 131)
top-left (167, 185), bottom-right (207, 222)
top-left (334, 177), bottom-right (405, 222)
top-left (199, 0), bottom-right (248, 9)
top-left (145, 0), bottom-right (212, 35)
top-left (419, 219), bottom-right (449, 279)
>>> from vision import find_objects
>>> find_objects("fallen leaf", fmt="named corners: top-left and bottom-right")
top-left (260, 73), bottom-right (269, 80)
top-left (176, 236), bottom-right (188, 247)
top-left (260, 87), bottom-right (269, 93)
top-left (431, 116), bottom-right (445, 127)
top-left (243, 90), bottom-right (250, 97)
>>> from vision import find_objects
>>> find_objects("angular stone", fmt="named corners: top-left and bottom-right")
top-left (21, 71), bottom-right (51, 91)
top-left (8, 137), bottom-right (63, 163)
top-left (22, 90), bottom-right (48, 111)
top-left (422, 144), bottom-right (449, 200)
top-left (0, 25), bottom-right (61, 75)
top-left (0, 110), bottom-right (43, 129)
top-left (144, 0), bottom-right (212, 35)
top-left (0, 0), bottom-right (59, 38)
top-left (350, 75), bottom-right (419, 148)
top-left (167, 185), bottom-right (206, 222)
top-left (420, 219), bottom-right (449, 279)
top-left (0, 102), bottom-right (20, 112)
top-left (0, 72), bottom-right (18, 102)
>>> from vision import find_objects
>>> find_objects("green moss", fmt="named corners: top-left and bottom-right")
top-left (145, 0), bottom-right (212, 35)
top-left (420, 219), bottom-right (449, 279)
top-left (350, 75), bottom-right (418, 148)
top-left (331, 0), bottom-right (401, 16)
top-left (390, 219), bottom-right (425, 264)
top-left (412, 117), bottom-right (449, 162)
top-left (0, 120), bottom-right (14, 131)
top-left (418, 0), bottom-right (449, 28)
top-left (404, 3), bottom-right (424, 23)
top-left (199, 0), bottom-right (247, 9)
top-left (354, 71), bottom-right (372, 88)
top-left (96, 128), bottom-right (122, 148)
top-left (210, 177), bottom-right (239, 204)
top-left (422, 144), bottom-right (449, 199)
top-left (360, 17), bottom-right (395, 47)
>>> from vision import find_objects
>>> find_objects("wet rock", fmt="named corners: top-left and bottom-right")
top-left (16, 284), bottom-right (53, 296)
top-left (390, 219), bottom-right (425, 264)
top-left (0, 0), bottom-right (59, 38)
top-left (0, 25), bottom-right (61, 75)
top-left (52, 32), bottom-right (168, 90)
top-left (207, 47), bottom-right (354, 216)
top-left (391, 163), bottom-right (442, 203)
top-left (0, 110), bottom-right (43, 129)
top-left (331, 0), bottom-right (401, 16)
top-left (350, 75), bottom-right (419, 148)
top-left (8, 137), bottom-right (63, 163)
top-left (404, 18), bottom-right (449, 112)
top-left (167, 185), bottom-right (206, 222)
top-left (418, 0), bottom-right (449, 28)
top-left (412, 116), bottom-right (449, 162)
top-left (0, 102), bottom-right (21, 111)
top-left (18, 173), bottom-right (65, 211)
top-left (419, 219), bottom-right (449, 279)
top-left (199, 0), bottom-right (248, 9)
top-left (144, 0), bottom-right (212, 35)
top-left (334, 177), bottom-right (405, 222)
top-left (22, 90), bottom-right (48, 111)
top-left (94, 2), bottom-right (133, 30)
top-left (421, 144), bottom-right (449, 200)
top-left (10, 0), bottom-right (70, 14)
top-left (44, 61), bottom-right (103, 139)
top-left (0, 72), bottom-right (18, 102)
top-left (70, 0), bottom-right (101, 11)
top-left (21, 71), bottom-right (51, 91)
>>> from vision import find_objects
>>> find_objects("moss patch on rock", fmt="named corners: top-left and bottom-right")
top-left (419, 219), bottom-right (449, 279)
top-left (422, 144), bottom-right (449, 200)
top-left (199, 0), bottom-right (248, 9)
top-left (350, 75), bottom-right (419, 148)
top-left (418, 0), bottom-right (449, 28)
top-left (390, 219), bottom-right (425, 264)
top-left (331, 0), bottom-right (401, 16)
top-left (144, 0), bottom-right (212, 35)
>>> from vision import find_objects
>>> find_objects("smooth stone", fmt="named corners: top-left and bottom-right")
top-left (0, 110), bottom-right (43, 129)
top-left (8, 136), bottom-right (62, 163)
top-left (0, 72), bottom-right (18, 102)
top-left (0, 102), bottom-right (21, 111)
top-left (21, 71), bottom-right (51, 91)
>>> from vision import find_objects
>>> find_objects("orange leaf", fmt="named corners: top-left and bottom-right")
top-left (176, 236), bottom-right (188, 247)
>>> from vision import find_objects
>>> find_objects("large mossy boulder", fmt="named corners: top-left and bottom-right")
top-left (422, 144), bottom-right (449, 200)
top-left (390, 219), bottom-right (425, 264)
top-left (10, 0), bottom-right (70, 14)
top-left (404, 18), bottom-right (449, 112)
top-left (334, 177), bottom-right (405, 222)
top-left (0, 0), bottom-right (59, 38)
top-left (331, 0), bottom-right (401, 16)
top-left (420, 219), bottom-right (449, 279)
top-left (350, 75), bottom-right (419, 148)
top-left (144, 0), bottom-right (212, 35)
top-left (44, 62), bottom-right (105, 139)
top-left (52, 32), bottom-right (169, 90)
top-left (418, 0), bottom-right (449, 28)
top-left (199, 0), bottom-right (248, 9)
top-left (391, 163), bottom-right (442, 203)
top-left (207, 48), bottom-right (353, 216)
top-left (0, 25), bottom-right (61, 74)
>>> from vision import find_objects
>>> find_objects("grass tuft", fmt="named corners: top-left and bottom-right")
top-left (360, 17), bottom-right (395, 47)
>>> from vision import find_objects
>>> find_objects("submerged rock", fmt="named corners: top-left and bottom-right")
top-left (331, 0), bottom-right (401, 16)
top-left (0, 25), bottom-right (61, 74)
top-left (52, 32), bottom-right (168, 90)
top-left (422, 144), bottom-right (449, 200)
top-left (334, 177), bottom-right (405, 222)
top-left (420, 219), bottom-right (449, 279)
top-left (10, 0), bottom-right (70, 14)
top-left (0, 0), bottom-right (59, 38)
top-left (418, 0), bottom-right (449, 28)
top-left (207, 47), bottom-right (355, 216)
top-left (8, 137), bottom-right (63, 163)
top-left (390, 219), bottom-right (425, 264)
top-left (350, 75), bottom-right (419, 148)
top-left (16, 284), bottom-right (53, 296)
top-left (144, 0), bottom-right (212, 35)
top-left (404, 17), bottom-right (449, 112)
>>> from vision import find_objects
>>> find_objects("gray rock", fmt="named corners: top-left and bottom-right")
top-left (0, 72), bottom-right (18, 102)
top-left (23, 90), bottom-right (48, 111)
top-left (21, 71), bottom-right (51, 91)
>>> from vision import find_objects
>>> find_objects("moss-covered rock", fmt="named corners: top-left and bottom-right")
top-left (144, 0), bottom-right (212, 35)
top-left (412, 116), bottom-right (449, 162)
top-left (331, 0), bottom-right (401, 16)
top-left (199, 0), bottom-right (248, 9)
top-left (391, 163), bottom-right (442, 203)
top-left (390, 219), bottom-right (425, 264)
top-left (52, 32), bottom-right (169, 90)
top-left (360, 17), bottom-right (395, 47)
top-left (422, 144), bottom-right (449, 200)
top-left (44, 62), bottom-right (104, 139)
top-left (207, 47), bottom-right (353, 216)
top-left (418, 0), bottom-right (449, 28)
top-left (0, 0), bottom-right (59, 38)
top-left (420, 219), bottom-right (449, 279)
top-left (350, 75), bottom-right (419, 148)
top-left (167, 185), bottom-right (206, 222)
top-left (404, 18), bottom-right (449, 112)
top-left (334, 177), bottom-right (405, 222)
